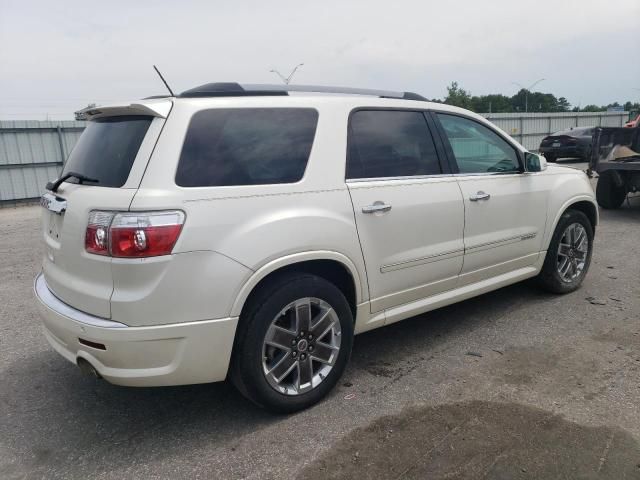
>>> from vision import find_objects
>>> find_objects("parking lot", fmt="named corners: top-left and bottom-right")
top-left (1, 163), bottom-right (639, 479)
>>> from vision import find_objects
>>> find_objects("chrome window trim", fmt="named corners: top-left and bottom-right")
top-left (346, 173), bottom-right (454, 183)
top-left (453, 172), bottom-right (523, 178)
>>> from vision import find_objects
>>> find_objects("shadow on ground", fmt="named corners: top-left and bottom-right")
top-left (299, 400), bottom-right (640, 479)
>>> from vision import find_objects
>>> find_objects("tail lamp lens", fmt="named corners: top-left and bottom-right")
top-left (110, 211), bottom-right (185, 258)
top-left (85, 210), bottom-right (185, 258)
top-left (85, 211), bottom-right (114, 255)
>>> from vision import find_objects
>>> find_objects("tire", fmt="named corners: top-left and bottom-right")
top-left (229, 273), bottom-right (354, 413)
top-left (536, 209), bottom-right (593, 294)
top-left (596, 171), bottom-right (626, 209)
top-left (545, 154), bottom-right (557, 163)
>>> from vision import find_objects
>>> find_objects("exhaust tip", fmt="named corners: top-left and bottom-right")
top-left (77, 358), bottom-right (102, 379)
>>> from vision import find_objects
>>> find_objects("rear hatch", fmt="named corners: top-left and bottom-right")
top-left (40, 101), bottom-right (171, 318)
top-left (540, 135), bottom-right (578, 148)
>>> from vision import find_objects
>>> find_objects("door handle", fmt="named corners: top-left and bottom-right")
top-left (362, 201), bottom-right (392, 214)
top-left (469, 191), bottom-right (490, 202)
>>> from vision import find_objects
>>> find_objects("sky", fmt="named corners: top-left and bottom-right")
top-left (1, 0), bottom-right (639, 119)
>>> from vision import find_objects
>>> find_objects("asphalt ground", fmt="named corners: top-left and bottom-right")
top-left (1, 160), bottom-right (639, 479)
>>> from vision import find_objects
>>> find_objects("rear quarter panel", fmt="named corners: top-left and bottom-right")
top-left (127, 98), bottom-right (368, 322)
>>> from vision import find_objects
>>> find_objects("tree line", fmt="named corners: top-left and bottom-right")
top-left (434, 82), bottom-right (640, 114)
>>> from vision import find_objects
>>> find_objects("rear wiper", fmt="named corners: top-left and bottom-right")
top-left (46, 172), bottom-right (99, 192)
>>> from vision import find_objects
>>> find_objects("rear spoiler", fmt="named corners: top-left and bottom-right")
top-left (75, 99), bottom-right (172, 121)
top-left (588, 125), bottom-right (640, 176)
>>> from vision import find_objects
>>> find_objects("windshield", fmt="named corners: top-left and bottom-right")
top-left (62, 115), bottom-right (152, 187)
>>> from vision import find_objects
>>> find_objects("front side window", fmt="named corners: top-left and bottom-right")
top-left (347, 110), bottom-right (441, 179)
top-left (436, 114), bottom-right (520, 174)
top-left (176, 108), bottom-right (318, 187)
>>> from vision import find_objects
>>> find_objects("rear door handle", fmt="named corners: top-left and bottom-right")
top-left (469, 191), bottom-right (490, 202)
top-left (362, 201), bottom-right (392, 214)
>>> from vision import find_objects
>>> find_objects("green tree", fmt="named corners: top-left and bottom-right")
top-left (471, 94), bottom-right (513, 113)
top-left (623, 101), bottom-right (640, 111)
top-left (557, 97), bottom-right (571, 112)
top-left (434, 81), bottom-right (637, 114)
top-left (444, 81), bottom-right (473, 109)
top-left (581, 105), bottom-right (605, 112)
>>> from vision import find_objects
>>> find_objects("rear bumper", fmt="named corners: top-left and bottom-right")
top-left (34, 273), bottom-right (238, 387)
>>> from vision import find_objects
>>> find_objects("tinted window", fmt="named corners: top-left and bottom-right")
top-left (347, 110), bottom-right (441, 179)
top-left (553, 127), bottom-right (593, 137)
top-left (176, 108), bottom-right (318, 187)
top-left (63, 116), bottom-right (152, 188)
top-left (437, 114), bottom-right (520, 174)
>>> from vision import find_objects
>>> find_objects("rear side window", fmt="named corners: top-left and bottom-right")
top-left (62, 116), bottom-right (152, 188)
top-left (176, 108), bottom-right (318, 187)
top-left (347, 110), bottom-right (441, 179)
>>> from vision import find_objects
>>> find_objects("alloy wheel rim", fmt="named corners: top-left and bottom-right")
top-left (556, 223), bottom-right (588, 282)
top-left (262, 297), bottom-right (341, 395)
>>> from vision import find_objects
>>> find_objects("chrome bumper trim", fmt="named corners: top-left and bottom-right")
top-left (34, 273), bottom-right (127, 329)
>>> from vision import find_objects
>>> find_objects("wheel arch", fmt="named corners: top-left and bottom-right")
top-left (545, 196), bottom-right (598, 250)
top-left (230, 251), bottom-right (364, 319)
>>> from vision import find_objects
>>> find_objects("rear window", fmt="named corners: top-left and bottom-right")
top-left (62, 116), bottom-right (152, 188)
top-left (552, 127), bottom-right (593, 137)
top-left (175, 108), bottom-right (318, 187)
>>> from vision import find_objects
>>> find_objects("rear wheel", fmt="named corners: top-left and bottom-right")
top-left (536, 210), bottom-right (593, 294)
top-left (230, 273), bottom-right (354, 413)
top-left (545, 154), bottom-right (557, 163)
top-left (596, 171), bottom-right (627, 209)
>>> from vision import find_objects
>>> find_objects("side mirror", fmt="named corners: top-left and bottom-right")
top-left (524, 152), bottom-right (547, 172)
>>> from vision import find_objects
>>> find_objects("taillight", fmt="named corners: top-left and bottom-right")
top-left (110, 211), bottom-right (185, 258)
top-left (85, 211), bottom-right (114, 255)
top-left (84, 210), bottom-right (185, 258)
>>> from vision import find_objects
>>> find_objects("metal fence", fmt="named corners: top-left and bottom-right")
top-left (0, 112), bottom-right (631, 204)
top-left (0, 120), bottom-right (85, 204)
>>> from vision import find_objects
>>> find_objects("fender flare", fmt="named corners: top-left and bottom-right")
top-left (230, 250), bottom-right (365, 317)
top-left (543, 195), bottom-right (598, 250)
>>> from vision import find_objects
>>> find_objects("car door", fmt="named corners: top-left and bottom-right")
top-left (433, 112), bottom-right (548, 286)
top-left (346, 109), bottom-right (465, 313)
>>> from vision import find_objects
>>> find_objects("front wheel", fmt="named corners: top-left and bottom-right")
top-left (230, 273), bottom-right (354, 413)
top-left (536, 210), bottom-right (593, 294)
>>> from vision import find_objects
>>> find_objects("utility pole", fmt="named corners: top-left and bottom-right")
top-left (269, 63), bottom-right (304, 85)
top-left (512, 78), bottom-right (545, 113)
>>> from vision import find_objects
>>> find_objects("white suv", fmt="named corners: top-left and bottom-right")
top-left (35, 83), bottom-right (597, 412)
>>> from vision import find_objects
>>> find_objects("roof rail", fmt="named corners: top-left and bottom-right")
top-left (178, 83), bottom-right (427, 101)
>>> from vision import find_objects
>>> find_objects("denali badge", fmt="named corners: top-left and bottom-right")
top-left (40, 192), bottom-right (67, 215)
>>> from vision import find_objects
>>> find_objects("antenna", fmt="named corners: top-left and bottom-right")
top-left (153, 65), bottom-right (175, 97)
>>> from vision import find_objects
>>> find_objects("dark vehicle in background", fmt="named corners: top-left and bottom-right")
top-left (588, 125), bottom-right (640, 209)
top-left (539, 127), bottom-right (594, 162)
